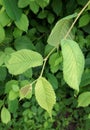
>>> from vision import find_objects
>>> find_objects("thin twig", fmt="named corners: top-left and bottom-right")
top-left (64, 0), bottom-right (90, 39)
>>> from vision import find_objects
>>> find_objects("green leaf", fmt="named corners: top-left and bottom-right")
top-left (6, 49), bottom-right (43, 75)
top-left (1, 107), bottom-right (11, 124)
top-left (5, 80), bottom-right (18, 94)
top-left (36, 0), bottom-right (50, 8)
top-left (15, 14), bottom-right (29, 32)
top-left (14, 36), bottom-right (35, 51)
top-left (3, 0), bottom-right (22, 21)
top-left (38, 10), bottom-right (48, 19)
top-left (47, 13), bottom-right (55, 24)
top-left (0, 11), bottom-right (10, 27)
top-left (0, 24), bottom-right (5, 43)
top-left (61, 39), bottom-right (85, 92)
top-left (79, 13), bottom-right (90, 27)
top-left (0, 67), bottom-right (7, 81)
top-left (47, 13), bottom-right (77, 47)
top-left (78, 92), bottom-right (90, 107)
top-left (8, 99), bottom-right (18, 113)
top-left (51, 0), bottom-right (62, 16)
top-left (19, 85), bottom-right (32, 100)
top-left (9, 90), bottom-right (18, 100)
top-left (23, 68), bottom-right (32, 78)
top-left (49, 52), bottom-right (62, 73)
top-left (13, 27), bottom-right (22, 38)
top-left (29, 1), bottom-right (39, 14)
top-left (80, 70), bottom-right (90, 87)
top-left (35, 77), bottom-right (56, 117)
top-left (47, 73), bottom-right (58, 90)
top-left (0, 51), bottom-right (6, 66)
top-left (18, 0), bottom-right (30, 8)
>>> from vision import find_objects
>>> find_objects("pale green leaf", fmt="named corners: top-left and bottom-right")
top-left (1, 107), bottom-right (11, 124)
top-left (47, 13), bottom-right (77, 47)
top-left (61, 39), bottom-right (85, 91)
top-left (0, 24), bottom-right (5, 43)
top-left (6, 49), bottom-right (43, 75)
top-left (35, 77), bottom-right (56, 117)
top-left (78, 92), bottom-right (90, 107)
top-left (3, 0), bottom-right (22, 21)
top-left (15, 14), bottom-right (29, 32)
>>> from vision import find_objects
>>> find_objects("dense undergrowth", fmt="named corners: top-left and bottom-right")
top-left (0, 0), bottom-right (90, 130)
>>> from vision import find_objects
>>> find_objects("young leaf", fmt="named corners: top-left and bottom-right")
top-left (61, 39), bottom-right (85, 92)
top-left (15, 14), bottom-right (29, 32)
top-left (6, 49), bottom-right (43, 75)
top-left (0, 24), bottom-right (5, 43)
top-left (19, 85), bottom-right (32, 100)
top-left (47, 13), bottom-right (77, 47)
top-left (1, 107), bottom-right (11, 124)
top-left (3, 0), bottom-right (22, 21)
top-left (35, 77), bottom-right (56, 117)
top-left (78, 92), bottom-right (90, 107)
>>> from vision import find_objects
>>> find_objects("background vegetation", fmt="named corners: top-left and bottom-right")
top-left (0, 0), bottom-right (90, 130)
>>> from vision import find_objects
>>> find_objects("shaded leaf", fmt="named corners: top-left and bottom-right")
top-left (3, 0), bottom-right (22, 21)
top-left (79, 13), bottom-right (90, 27)
top-left (61, 39), bottom-right (85, 91)
top-left (80, 70), bottom-right (90, 87)
top-left (0, 24), bottom-right (5, 43)
top-left (0, 51), bottom-right (6, 66)
top-left (29, 1), bottom-right (39, 14)
top-left (0, 67), bottom-right (7, 81)
top-left (36, 0), bottom-right (50, 8)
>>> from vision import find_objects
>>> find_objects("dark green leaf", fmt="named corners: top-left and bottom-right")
top-left (3, 0), bottom-right (22, 20)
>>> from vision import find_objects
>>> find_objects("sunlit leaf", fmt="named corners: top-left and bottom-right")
top-left (35, 77), bottom-right (56, 117)
top-left (6, 49), bottom-right (43, 75)
top-left (61, 39), bottom-right (85, 91)
top-left (78, 92), bottom-right (90, 107)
